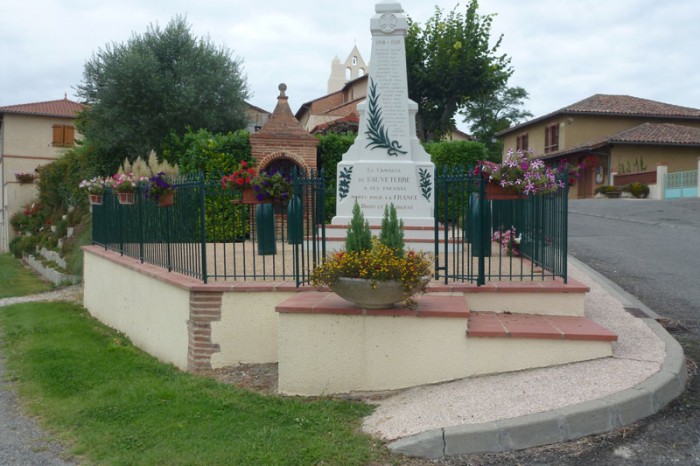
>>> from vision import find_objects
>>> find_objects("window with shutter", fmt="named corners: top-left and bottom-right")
top-left (516, 134), bottom-right (529, 151)
top-left (544, 124), bottom-right (559, 153)
top-left (51, 124), bottom-right (76, 147)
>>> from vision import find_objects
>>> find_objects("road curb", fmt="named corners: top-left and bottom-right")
top-left (387, 260), bottom-right (688, 459)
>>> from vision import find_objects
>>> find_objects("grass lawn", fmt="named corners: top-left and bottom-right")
top-left (0, 302), bottom-right (394, 465)
top-left (0, 253), bottom-right (54, 298)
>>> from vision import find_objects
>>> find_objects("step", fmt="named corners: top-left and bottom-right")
top-left (321, 236), bottom-right (462, 253)
top-left (467, 312), bottom-right (618, 342)
top-left (324, 223), bottom-right (452, 240)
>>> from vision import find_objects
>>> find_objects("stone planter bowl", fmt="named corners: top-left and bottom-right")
top-left (330, 276), bottom-right (429, 309)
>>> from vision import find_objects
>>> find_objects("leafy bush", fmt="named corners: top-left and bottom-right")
top-left (594, 185), bottom-right (619, 194)
top-left (37, 144), bottom-right (96, 211)
top-left (166, 128), bottom-right (251, 177)
top-left (166, 129), bottom-right (252, 240)
top-left (9, 211), bottom-right (30, 233)
top-left (622, 182), bottom-right (650, 198)
top-left (424, 140), bottom-right (486, 172)
top-left (9, 235), bottom-right (39, 258)
top-left (316, 133), bottom-right (356, 221)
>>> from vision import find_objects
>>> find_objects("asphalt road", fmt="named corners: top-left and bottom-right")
top-left (564, 198), bottom-right (700, 465)
top-left (437, 197), bottom-right (700, 465)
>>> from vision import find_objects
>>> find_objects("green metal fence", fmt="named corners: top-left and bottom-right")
top-left (92, 168), bottom-right (568, 285)
top-left (434, 167), bottom-right (568, 285)
top-left (91, 171), bottom-right (326, 284)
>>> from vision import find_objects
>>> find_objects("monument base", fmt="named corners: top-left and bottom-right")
top-left (333, 160), bottom-right (435, 227)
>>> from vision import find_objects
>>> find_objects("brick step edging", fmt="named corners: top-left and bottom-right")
top-left (467, 311), bottom-right (617, 342)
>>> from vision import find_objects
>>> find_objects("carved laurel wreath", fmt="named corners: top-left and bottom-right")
top-left (365, 78), bottom-right (407, 157)
top-left (419, 168), bottom-right (432, 201)
top-left (338, 166), bottom-right (353, 200)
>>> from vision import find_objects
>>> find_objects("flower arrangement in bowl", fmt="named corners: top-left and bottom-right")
top-left (479, 149), bottom-right (564, 196)
top-left (148, 172), bottom-right (175, 206)
top-left (311, 202), bottom-right (433, 309)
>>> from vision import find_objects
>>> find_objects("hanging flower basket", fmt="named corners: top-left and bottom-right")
top-left (157, 191), bottom-right (175, 207)
top-left (485, 183), bottom-right (526, 200)
top-left (117, 192), bottom-right (135, 205)
top-left (88, 194), bottom-right (103, 205)
top-left (15, 172), bottom-right (36, 184)
top-left (231, 188), bottom-right (259, 204)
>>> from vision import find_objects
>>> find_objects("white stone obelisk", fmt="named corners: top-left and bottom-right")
top-left (332, 1), bottom-right (435, 227)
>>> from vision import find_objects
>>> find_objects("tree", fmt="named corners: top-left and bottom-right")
top-left (461, 86), bottom-right (533, 161)
top-left (406, 2), bottom-right (512, 141)
top-left (76, 15), bottom-right (249, 175)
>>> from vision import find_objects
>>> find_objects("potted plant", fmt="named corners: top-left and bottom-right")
top-left (492, 227), bottom-right (521, 257)
top-left (15, 172), bottom-right (36, 184)
top-left (250, 170), bottom-right (293, 203)
top-left (79, 177), bottom-right (107, 205)
top-left (148, 172), bottom-right (175, 206)
top-left (111, 173), bottom-right (142, 204)
top-left (222, 160), bottom-right (257, 203)
top-left (311, 202), bottom-right (432, 309)
top-left (479, 149), bottom-right (564, 199)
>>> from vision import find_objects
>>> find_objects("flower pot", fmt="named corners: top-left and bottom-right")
top-left (485, 183), bottom-right (526, 200)
top-left (330, 276), bottom-right (430, 309)
top-left (88, 194), bottom-right (103, 205)
top-left (158, 191), bottom-right (174, 207)
top-left (242, 188), bottom-right (260, 204)
top-left (117, 192), bottom-right (135, 205)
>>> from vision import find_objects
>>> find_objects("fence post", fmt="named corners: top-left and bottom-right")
top-left (477, 176), bottom-right (487, 286)
top-left (199, 172), bottom-right (208, 283)
top-left (696, 157), bottom-right (700, 198)
top-left (656, 163), bottom-right (668, 200)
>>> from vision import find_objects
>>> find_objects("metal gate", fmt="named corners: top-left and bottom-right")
top-left (665, 170), bottom-right (698, 199)
top-left (434, 168), bottom-right (569, 285)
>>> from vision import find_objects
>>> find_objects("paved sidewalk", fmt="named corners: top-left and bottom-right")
top-left (362, 258), bottom-right (687, 458)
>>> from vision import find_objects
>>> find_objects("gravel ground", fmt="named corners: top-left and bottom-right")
top-left (0, 286), bottom-right (82, 466)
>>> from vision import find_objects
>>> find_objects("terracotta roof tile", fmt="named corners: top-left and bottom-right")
top-left (251, 86), bottom-right (316, 141)
top-left (540, 123), bottom-right (700, 160)
top-left (609, 122), bottom-right (700, 145)
top-left (0, 98), bottom-right (86, 118)
top-left (498, 94), bottom-right (700, 136)
top-left (564, 94), bottom-right (700, 118)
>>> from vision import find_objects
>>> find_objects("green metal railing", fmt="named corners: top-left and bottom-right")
top-left (434, 167), bottom-right (568, 285)
top-left (93, 168), bottom-right (568, 285)
top-left (92, 171), bottom-right (326, 284)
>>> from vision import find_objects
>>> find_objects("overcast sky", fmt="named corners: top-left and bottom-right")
top-left (1, 0), bottom-right (699, 132)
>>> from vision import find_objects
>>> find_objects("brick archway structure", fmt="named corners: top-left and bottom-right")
top-left (258, 151), bottom-right (309, 173)
top-left (250, 83), bottom-right (319, 174)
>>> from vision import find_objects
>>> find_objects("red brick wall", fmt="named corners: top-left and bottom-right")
top-left (187, 291), bottom-right (223, 372)
top-left (613, 170), bottom-right (657, 186)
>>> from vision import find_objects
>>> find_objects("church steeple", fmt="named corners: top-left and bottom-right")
top-left (327, 45), bottom-right (368, 94)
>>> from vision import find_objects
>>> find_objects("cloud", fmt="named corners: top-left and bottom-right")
top-left (1, 0), bottom-right (698, 128)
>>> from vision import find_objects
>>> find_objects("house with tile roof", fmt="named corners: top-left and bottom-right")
top-left (0, 96), bottom-right (86, 251)
top-left (496, 94), bottom-right (700, 198)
